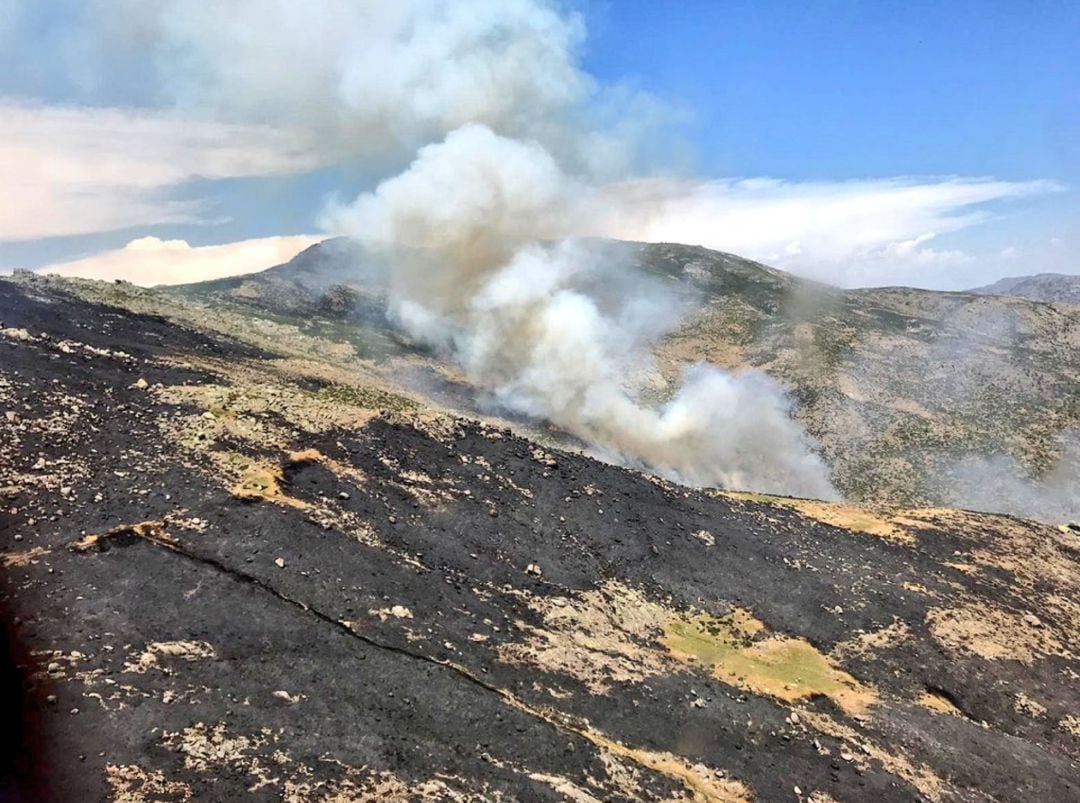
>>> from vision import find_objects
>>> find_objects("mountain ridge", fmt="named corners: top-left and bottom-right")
top-left (166, 238), bottom-right (1080, 518)
top-left (967, 272), bottom-right (1080, 305)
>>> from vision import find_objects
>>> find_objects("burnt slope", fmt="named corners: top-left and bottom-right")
top-left (1, 277), bottom-right (1078, 801)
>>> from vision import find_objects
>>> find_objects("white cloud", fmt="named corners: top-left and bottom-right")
top-left (598, 176), bottom-right (1065, 287)
top-left (34, 234), bottom-right (320, 286)
top-left (0, 99), bottom-right (322, 241)
top-left (1, 2), bottom-right (1068, 293)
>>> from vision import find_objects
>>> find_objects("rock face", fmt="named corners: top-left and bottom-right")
top-left (2, 277), bottom-right (1078, 801)
top-left (166, 240), bottom-right (1080, 515)
top-left (968, 272), bottom-right (1080, 306)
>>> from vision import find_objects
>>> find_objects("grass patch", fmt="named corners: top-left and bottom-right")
top-left (663, 611), bottom-right (876, 716)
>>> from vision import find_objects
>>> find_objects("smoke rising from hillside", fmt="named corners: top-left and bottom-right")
top-left (73, 0), bottom-right (837, 496)
top-left (326, 125), bottom-right (837, 497)
top-left (945, 435), bottom-right (1080, 522)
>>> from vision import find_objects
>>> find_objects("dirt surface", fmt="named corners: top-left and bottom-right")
top-left (2, 278), bottom-right (1078, 801)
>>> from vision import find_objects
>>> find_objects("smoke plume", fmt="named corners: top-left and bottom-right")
top-left (944, 432), bottom-right (1080, 522)
top-left (62, 0), bottom-right (838, 497)
top-left (325, 125), bottom-right (837, 498)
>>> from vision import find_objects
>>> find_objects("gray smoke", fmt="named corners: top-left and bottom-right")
top-left (944, 432), bottom-right (1080, 522)
top-left (54, 0), bottom-right (838, 498)
top-left (325, 125), bottom-right (837, 498)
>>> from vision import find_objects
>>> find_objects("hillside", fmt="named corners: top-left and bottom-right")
top-left (968, 273), bottom-right (1080, 305)
top-left (2, 274), bottom-right (1078, 801)
top-left (167, 238), bottom-right (373, 314)
top-left (648, 244), bottom-right (1080, 515)
top-left (168, 240), bottom-right (1080, 517)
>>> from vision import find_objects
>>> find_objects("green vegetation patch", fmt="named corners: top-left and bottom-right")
top-left (663, 611), bottom-right (876, 715)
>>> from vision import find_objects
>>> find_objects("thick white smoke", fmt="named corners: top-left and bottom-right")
top-left (326, 125), bottom-right (837, 498)
top-left (96, 0), bottom-right (640, 176)
top-left (67, 0), bottom-right (839, 498)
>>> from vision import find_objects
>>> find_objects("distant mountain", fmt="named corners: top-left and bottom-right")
top-left (166, 239), bottom-right (1080, 515)
top-left (166, 237), bottom-right (383, 318)
top-left (968, 272), bottom-right (1080, 305)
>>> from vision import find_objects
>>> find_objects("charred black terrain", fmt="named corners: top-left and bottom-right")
top-left (2, 277), bottom-right (1078, 802)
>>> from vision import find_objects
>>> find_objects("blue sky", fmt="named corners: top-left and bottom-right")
top-left (582, 0), bottom-right (1078, 182)
top-left (0, 0), bottom-right (1075, 288)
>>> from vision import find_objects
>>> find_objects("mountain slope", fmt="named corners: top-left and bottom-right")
top-left (968, 272), bottom-right (1080, 305)
top-left (649, 244), bottom-right (1080, 513)
top-left (2, 275), bottom-right (1078, 801)
top-left (168, 240), bottom-right (1080, 516)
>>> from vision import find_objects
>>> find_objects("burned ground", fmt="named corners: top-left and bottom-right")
top-left (1, 278), bottom-right (1078, 801)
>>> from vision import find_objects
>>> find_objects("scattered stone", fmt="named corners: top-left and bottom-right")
top-left (274, 558), bottom-right (286, 568)
top-left (45, 694), bottom-right (57, 705)
top-left (338, 491), bottom-right (350, 499)
top-left (132, 378), bottom-right (149, 390)
top-left (201, 411), bottom-right (217, 420)
top-left (1022, 613), bottom-right (1043, 628)
top-left (525, 563), bottom-right (542, 577)
top-left (2, 327), bottom-right (34, 342)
